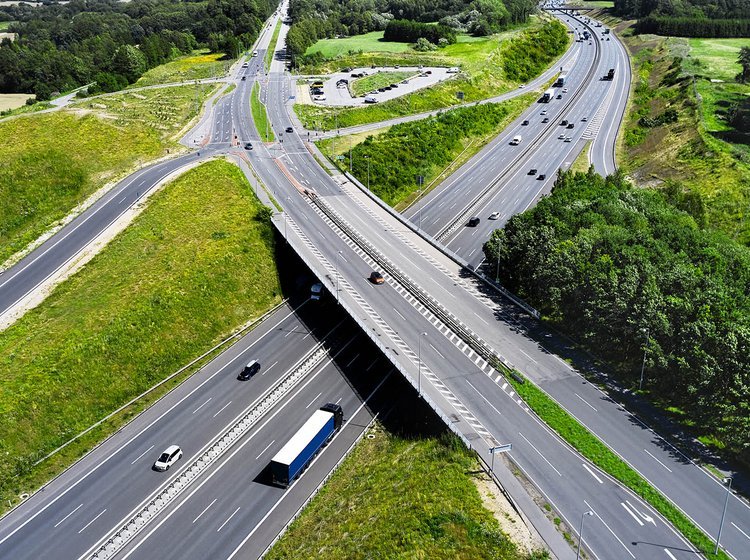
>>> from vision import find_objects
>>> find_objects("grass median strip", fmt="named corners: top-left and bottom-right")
top-left (251, 82), bottom-right (275, 142)
top-left (0, 159), bottom-right (281, 510)
top-left (507, 374), bottom-right (731, 559)
top-left (266, 424), bottom-right (544, 560)
top-left (265, 19), bottom-right (282, 72)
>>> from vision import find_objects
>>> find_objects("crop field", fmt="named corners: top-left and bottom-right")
top-left (0, 93), bottom-right (33, 111)
top-left (305, 31), bottom-right (411, 58)
top-left (132, 51), bottom-right (230, 87)
top-left (0, 159), bottom-right (281, 511)
top-left (350, 71), bottom-right (414, 96)
top-left (266, 425), bottom-right (533, 560)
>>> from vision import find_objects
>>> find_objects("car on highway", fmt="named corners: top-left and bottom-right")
top-left (489, 212), bottom-right (500, 220)
top-left (582, 116), bottom-right (588, 122)
top-left (244, 142), bottom-right (253, 150)
top-left (562, 88), bottom-right (568, 93)
top-left (528, 168), bottom-right (537, 175)
top-left (522, 120), bottom-right (529, 126)
top-left (556, 94), bottom-right (562, 99)
top-left (286, 126), bottom-right (294, 133)
top-left (537, 173), bottom-right (546, 180)
top-left (238, 360), bottom-right (261, 380)
top-left (153, 445), bottom-right (182, 471)
top-left (542, 117), bottom-right (549, 123)
top-left (567, 123), bottom-right (575, 129)
top-left (241, 76), bottom-right (246, 81)
top-left (558, 134), bottom-right (566, 139)
top-left (467, 217), bottom-right (480, 227)
top-left (369, 271), bottom-right (385, 284)
top-left (564, 137), bottom-right (572, 142)
top-left (540, 110), bottom-right (548, 115)
top-left (560, 119), bottom-right (568, 126)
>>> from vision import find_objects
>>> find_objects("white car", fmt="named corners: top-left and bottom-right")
top-left (540, 110), bottom-right (548, 115)
top-left (518, 83), bottom-right (526, 88)
top-left (582, 116), bottom-right (588, 122)
top-left (153, 445), bottom-right (182, 471)
top-left (313, 94), bottom-right (327, 101)
top-left (562, 88), bottom-right (568, 93)
top-left (558, 133), bottom-right (566, 139)
top-left (489, 212), bottom-right (500, 220)
top-left (564, 137), bottom-right (572, 142)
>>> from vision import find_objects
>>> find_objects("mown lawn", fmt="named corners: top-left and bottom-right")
top-left (687, 38), bottom-right (746, 81)
top-left (132, 50), bottom-right (231, 87)
top-left (266, 426), bottom-right (533, 560)
top-left (305, 31), bottom-right (411, 58)
top-left (350, 71), bottom-right (414, 96)
top-left (0, 159), bottom-right (281, 509)
top-left (0, 84), bottom-right (216, 265)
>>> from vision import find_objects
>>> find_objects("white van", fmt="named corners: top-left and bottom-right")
top-left (364, 95), bottom-right (378, 104)
top-left (252, 50), bottom-right (258, 57)
top-left (510, 135), bottom-right (522, 145)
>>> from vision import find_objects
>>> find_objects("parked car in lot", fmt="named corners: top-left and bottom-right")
top-left (153, 445), bottom-right (182, 471)
top-left (238, 360), bottom-right (261, 380)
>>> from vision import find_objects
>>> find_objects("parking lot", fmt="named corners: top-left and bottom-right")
top-left (297, 66), bottom-right (459, 107)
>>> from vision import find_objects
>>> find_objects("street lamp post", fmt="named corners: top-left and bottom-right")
top-left (335, 250), bottom-right (343, 301)
top-left (639, 327), bottom-right (650, 390)
top-left (577, 510), bottom-right (593, 560)
top-left (715, 477), bottom-right (733, 554)
top-left (417, 332), bottom-right (427, 395)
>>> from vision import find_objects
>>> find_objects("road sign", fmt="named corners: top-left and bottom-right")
top-left (490, 444), bottom-right (512, 454)
top-left (337, 155), bottom-right (346, 161)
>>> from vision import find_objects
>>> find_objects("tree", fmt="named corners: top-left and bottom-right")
top-left (736, 45), bottom-right (750, 83)
top-left (111, 44), bottom-right (146, 83)
top-left (414, 37), bottom-right (436, 51)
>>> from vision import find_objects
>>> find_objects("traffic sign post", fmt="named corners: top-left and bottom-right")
top-left (489, 443), bottom-right (512, 473)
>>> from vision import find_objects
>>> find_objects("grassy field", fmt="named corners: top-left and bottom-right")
top-left (295, 19), bottom-right (568, 130)
top-left (350, 71), bottom-right (414, 96)
top-left (266, 19), bottom-right (282, 72)
top-left (132, 50), bottom-right (231, 87)
top-left (0, 21), bottom-right (12, 30)
top-left (0, 159), bottom-right (281, 510)
top-left (251, 82), bottom-right (275, 142)
top-left (620, 31), bottom-right (750, 242)
top-left (266, 425), bottom-right (537, 560)
top-left (305, 30), bottom-right (411, 58)
top-left (686, 38), bottom-right (746, 81)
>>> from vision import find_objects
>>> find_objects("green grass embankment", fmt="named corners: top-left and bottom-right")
top-left (0, 159), bottom-right (282, 511)
top-left (0, 84), bottom-right (216, 265)
top-left (132, 50), bottom-right (230, 87)
top-left (251, 82), bottom-right (275, 142)
top-left (305, 31), bottom-right (411, 58)
top-left (266, 19), bottom-right (282, 72)
top-left (350, 71), bottom-right (413, 97)
top-left (266, 425), bottom-right (543, 560)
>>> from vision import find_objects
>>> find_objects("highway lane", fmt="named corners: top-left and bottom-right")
top-left (0, 301), bottom-right (345, 559)
top-left (245, 11), bottom-right (750, 557)
top-left (116, 334), bottom-right (392, 560)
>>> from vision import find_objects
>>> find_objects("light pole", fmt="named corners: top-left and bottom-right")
top-left (576, 510), bottom-right (593, 560)
top-left (349, 135), bottom-right (353, 172)
top-left (417, 332), bottom-right (427, 395)
top-left (366, 156), bottom-right (370, 191)
top-left (335, 250), bottom-right (343, 301)
top-left (639, 327), bottom-right (650, 390)
top-left (715, 477), bottom-right (733, 554)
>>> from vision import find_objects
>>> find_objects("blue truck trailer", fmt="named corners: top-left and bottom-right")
top-left (270, 403), bottom-right (343, 487)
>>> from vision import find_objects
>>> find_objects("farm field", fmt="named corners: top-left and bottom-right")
top-left (0, 160), bottom-right (281, 512)
top-left (305, 31), bottom-right (411, 58)
top-left (0, 93), bottom-right (33, 111)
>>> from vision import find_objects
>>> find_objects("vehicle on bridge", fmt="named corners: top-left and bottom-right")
top-left (540, 88), bottom-right (554, 102)
top-left (270, 403), bottom-right (343, 487)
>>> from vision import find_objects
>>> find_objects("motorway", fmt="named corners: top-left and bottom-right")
top-left (0, 4), bottom-right (748, 560)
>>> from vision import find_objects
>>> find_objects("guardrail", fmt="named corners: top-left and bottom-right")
top-left (83, 338), bottom-right (338, 560)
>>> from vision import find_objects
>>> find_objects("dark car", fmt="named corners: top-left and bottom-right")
top-left (522, 120), bottom-right (529, 126)
top-left (244, 142), bottom-right (253, 150)
top-left (378, 87), bottom-right (386, 92)
top-left (369, 271), bottom-right (384, 284)
top-left (467, 216), bottom-right (480, 227)
top-left (238, 360), bottom-right (260, 380)
top-left (384, 85), bottom-right (392, 90)
top-left (390, 83), bottom-right (398, 88)
top-left (560, 119), bottom-right (568, 126)
top-left (556, 94), bottom-right (562, 99)
top-left (286, 126), bottom-right (293, 133)
top-left (537, 173), bottom-right (547, 180)
top-left (528, 168), bottom-right (537, 175)
top-left (542, 117), bottom-right (549, 123)
top-left (241, 76), bottom-right (246, 81)
top-left (426, 70), bottom-right (432, 74)
top-left (567, 123), bottom-right (575, 129)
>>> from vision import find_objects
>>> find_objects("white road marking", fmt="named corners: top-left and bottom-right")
top-left (393, 308), bottom-right (407, 321)
top-left (518, 432), bottom-right (562, 476)
top-left (192, 397), bottom-right (212, 414)
top-left (78, 509), bottom-right (107, 534)
top-left (582, 463), bottom-right (603, 484)
top-left (518, 349), bottom-right (537, 364)
top-left (574, 392), bottom-right (598, 412)
top-left (466, 379), bottom-right (503, 418)
top-left (130, 445), bottom-right (155, 465)
top-left (585, 500), bottom-right (635, 558)
top-left (54, 503), bottom-right (83, 528)
top-left (473, 312), bottom-right (489, 325)
top-left (732, 522), bottom-right (750, 540)
top-left (306, 392), bottom-right (323, 409)
top-left (255, 440), bottom-right (276, 461)
top-left (262, 361), bottom-right (278, 376)
top-left (664, 550), bottom-right (678, 560)
top-left (644, 449), bottom-right (673, 473)
top-left (217, 507), bottom-right (241, 532)
top-left (212, 401), bottom-right (233, 418)
top-left (366, 360), bottom-right (377, 372)
top-left (346, 353), bottom-right (359, 368)
top-left (626, 500), bottom-right (655, 525)
top-left (192, 499), bottom-right (217, 524)
top-left (621, 501), bottom-right (644, 526)
top-left (429, 343), bottom-right (445, 359)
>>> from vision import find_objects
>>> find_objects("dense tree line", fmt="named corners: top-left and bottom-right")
top-left (383, 19), bottom-right (456, 44)
top-left (614, 0), bottom-right (750, 37)
top-left (285, 0), bottom-right (537, 66)
top-left (0, 0), bottom-right (277, 99)
top-left (483, 169), bottom-right (750, 462)
top-left (634, 16), bottom-right (750, 37)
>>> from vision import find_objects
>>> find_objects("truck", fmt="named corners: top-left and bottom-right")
top-left (541, 88), bottom-right (554, 102)
top-left (270, 403), bottom-right (343, 487)
top-left (604, 68), bottom-right (615, 81)
top-left (554, 73), bottom-right (567, 87)
top-left (310, 283), bottom-right (324, 300)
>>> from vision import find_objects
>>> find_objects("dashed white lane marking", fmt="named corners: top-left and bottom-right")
top-left (54, 504), bottom-right (83, 528)
top-left (192, 499), bottom-right (217, 524)
top-left (644, 449), bottom-right (673, 473)
top-left (582, 463), bottom-right (604, 484)
top-left (130, 445), bottom-right (155, 465)
top-left (217, 507), bottom-right (241, 532)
